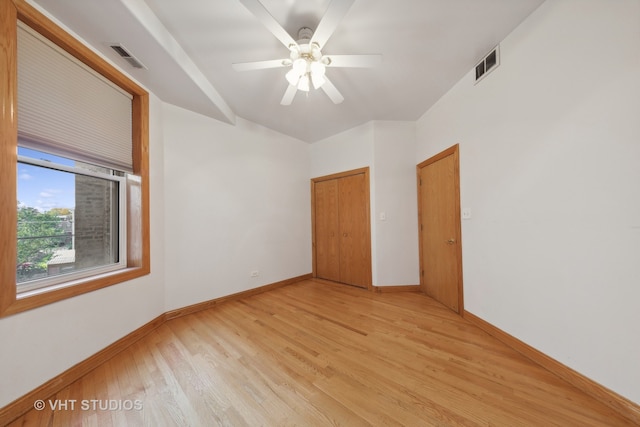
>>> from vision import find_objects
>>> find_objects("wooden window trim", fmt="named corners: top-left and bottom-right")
top-left (0, 0), bottom-right (150, 317)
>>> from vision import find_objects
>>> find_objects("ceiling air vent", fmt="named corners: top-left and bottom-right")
top-left (475, 45), bottom-right (499, 83)
top-left (109, 43), bottom-right (146, 69)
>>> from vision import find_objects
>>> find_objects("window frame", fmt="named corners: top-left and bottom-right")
top-left (0, 0), bottom-right (150, 317)
top-left (16, 154), bottom-right (128, 294)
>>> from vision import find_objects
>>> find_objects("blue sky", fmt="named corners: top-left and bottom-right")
top-left (17, 148), bottom-right (75, 212)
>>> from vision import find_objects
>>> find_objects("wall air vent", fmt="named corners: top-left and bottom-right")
top-left (109, 44), bottom-right (146, 69)
top-left (475, 45), bottom-right (499, 83)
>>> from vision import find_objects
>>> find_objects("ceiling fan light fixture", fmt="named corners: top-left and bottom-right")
top-left (297, 74), bottom-right (310, 92)
top-left (285, 68), bottom-right (301, 86)
top-left (310, 61), bottom-right (326, 89)
top-left (289, 45), bottom-right (300, 61)
top-left (310, 42), bottom-right (322, 60)
top-left (311, 73), bottom-right (326, 89)
top-left (292, 58), bottom-right (307, 73)
top-left (310, 61), bottom-right (326, 75)
top-left (286, 57), bottom-right (308, 85)
top-left (235, 1), bottom-right (382, 106)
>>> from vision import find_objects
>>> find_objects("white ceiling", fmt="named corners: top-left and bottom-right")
top-left (31, 0), bottom-right (545, 142)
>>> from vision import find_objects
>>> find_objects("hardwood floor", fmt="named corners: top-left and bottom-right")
top-left (8, 279), bottom-right (631, 426)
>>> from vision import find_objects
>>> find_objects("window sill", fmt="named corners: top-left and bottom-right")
top-left (1, 266), bottom-right (150, 317)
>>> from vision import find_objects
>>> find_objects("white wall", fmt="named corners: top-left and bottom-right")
top-left (0, 94), bottom-right (167, 408)
top-left (416, 0), bottom-right (640, 404)
top-left (162, 105), bottom-right (312, 310)
top-left (310, 121), bottom-right (420, 286)
top-left (309, 122), bottom-right (375, 179)
top-left (373, 121), bottom-right (420, 286)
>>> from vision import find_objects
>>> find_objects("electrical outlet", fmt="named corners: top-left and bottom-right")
top-left (250, 271), bottom-right (259, 277)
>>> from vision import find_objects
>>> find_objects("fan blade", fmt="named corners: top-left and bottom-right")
top-left (310, 0), bottom-right (355, 49)
top-left (321, 77), bottom-right (344, 104)
top-left (239, 0), bottom-right (297, 48)
top-left (281, 85), bottom-right (297, 106)
top-left (232, 59), bottom-right (289, 72)
top-left (325, 54), bottom-right (382, 68)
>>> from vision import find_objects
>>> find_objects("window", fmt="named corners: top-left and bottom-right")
top-left (17, 148), bottom-right (127, 294)
top-left (0, 0), bottom-right (150, 316)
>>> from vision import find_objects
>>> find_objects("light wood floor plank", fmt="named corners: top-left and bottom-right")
top-left (8, 279), bottom-right (632, 426)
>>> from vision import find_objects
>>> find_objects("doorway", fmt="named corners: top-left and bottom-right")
top-left (417, 145), bottom-right (463, 313)
top-left (311, 167), bottom-right (372, 289)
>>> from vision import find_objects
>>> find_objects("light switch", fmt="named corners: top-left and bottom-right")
top-left (380, 212), bottom-right (387, 221)
top-left (462, 208), bottom-right (471, 219)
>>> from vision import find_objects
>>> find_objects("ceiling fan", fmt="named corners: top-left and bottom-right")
top-left (234, 0), bottom-right (382, 105)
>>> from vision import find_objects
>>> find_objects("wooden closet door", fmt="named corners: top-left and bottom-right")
top-left (314, 179), bottom-right (340, 282)
top-left (338, 173), bottom-right (369, 288)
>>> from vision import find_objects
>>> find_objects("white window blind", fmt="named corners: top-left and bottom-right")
top-left (17, 22), bottom-right (133, 172)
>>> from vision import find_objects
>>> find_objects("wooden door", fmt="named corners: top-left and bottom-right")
top-left (338, 173), bottom-right (369, 288)
top-left (314, 179), bottom-right (340, 281)
top-left (417, 145), bottom-right (463, 313)
top-left (312, 168), bottom-right (372, 289)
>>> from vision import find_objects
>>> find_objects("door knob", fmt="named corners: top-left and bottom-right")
top-left (446, 239), bottom-right (456, 245)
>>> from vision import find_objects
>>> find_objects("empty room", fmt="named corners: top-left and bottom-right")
top-left (1, 0), bottom-right (639, 425)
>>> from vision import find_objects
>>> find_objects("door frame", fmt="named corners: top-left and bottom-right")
top-left (416, 144), bottom-right (464, 313)
top-left (311, 167), bottom-right (373, 290)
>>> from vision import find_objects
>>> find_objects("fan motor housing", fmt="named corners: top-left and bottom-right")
top-left (296, 27), bottom-right (314, 43)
